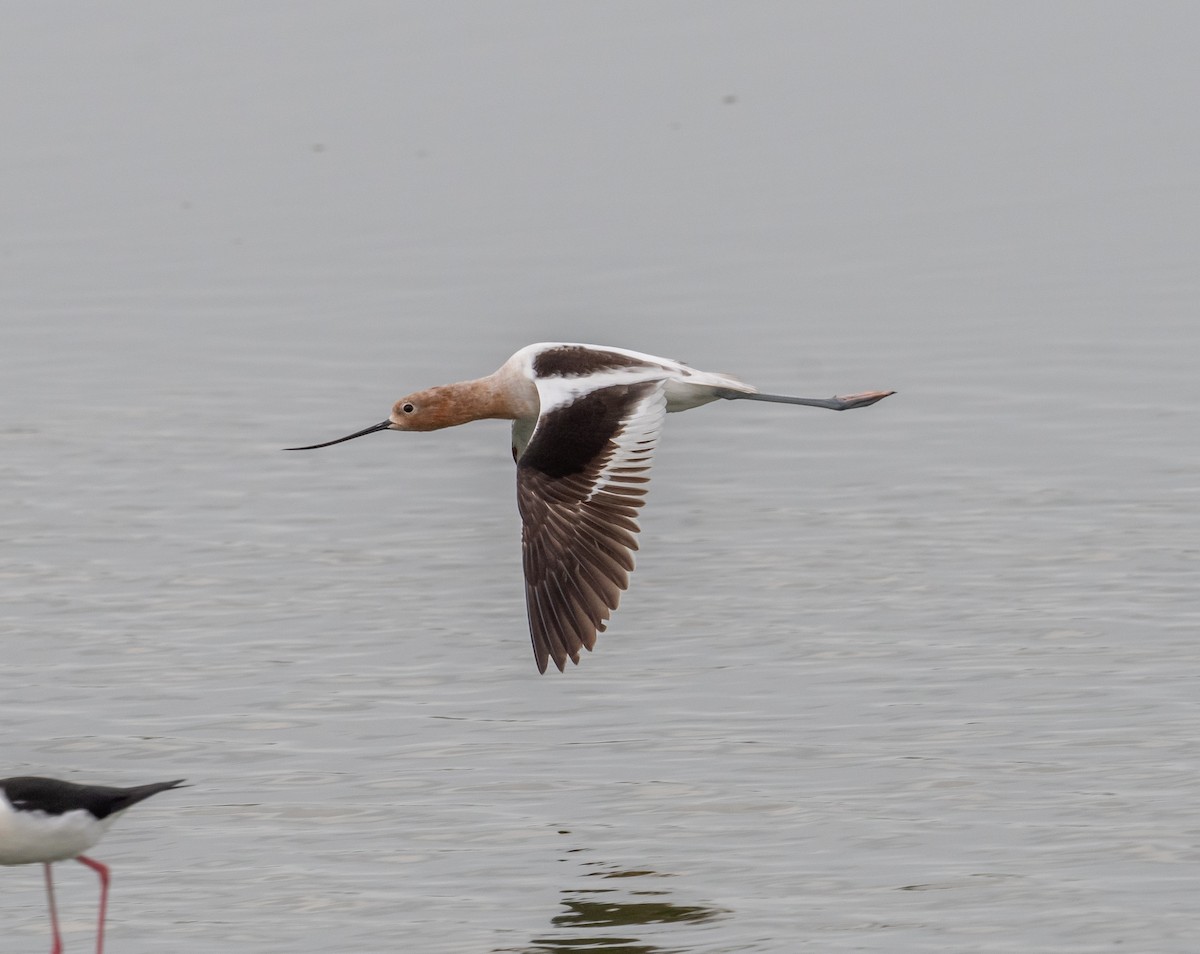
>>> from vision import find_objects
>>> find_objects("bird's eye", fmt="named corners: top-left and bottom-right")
top-left (402, 403), bottom-right (415, 414)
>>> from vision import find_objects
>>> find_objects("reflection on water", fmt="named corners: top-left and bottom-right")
top-left (509, 861), bottom-right (726, 954)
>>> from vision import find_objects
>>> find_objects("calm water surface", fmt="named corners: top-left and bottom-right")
top-left (3, 4), bottom-right (1199, 953)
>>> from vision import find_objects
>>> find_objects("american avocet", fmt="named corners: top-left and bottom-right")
top-left (0, 776), bottom-right (186, 954)
top-left (289, 342), bottom-right (893, 673)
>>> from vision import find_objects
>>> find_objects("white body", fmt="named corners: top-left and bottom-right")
top-left (502, 342), bottom-right (756, 457)
top-left (506, 342), bottom-right (756, 415)
top-left (0, 791), bottom-right (113, 865)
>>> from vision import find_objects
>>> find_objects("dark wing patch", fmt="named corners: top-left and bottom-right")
top-left (0, 776), bottom-right (186, 819)
top-left (520, 382), bottom-right (651, 479)
top-left (531, 345), bottom-right (659, 379)
top-left (516, 381), bottom-right (664, 673)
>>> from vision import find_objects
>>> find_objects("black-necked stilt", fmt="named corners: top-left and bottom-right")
top-left (0, 776), bottom-right (186, 954)
top-left (288, 342), bottom-right (893, 673)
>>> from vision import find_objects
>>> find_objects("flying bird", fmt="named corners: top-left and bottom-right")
top-left (289, 342), bottom-right (892, 673)
top-left (0, 776), bottom-right (186, 954)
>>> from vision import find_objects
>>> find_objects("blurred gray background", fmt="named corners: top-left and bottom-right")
top-left (3, 4), bottom-right (1198, 952)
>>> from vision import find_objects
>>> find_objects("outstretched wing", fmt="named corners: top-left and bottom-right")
top-left (516, 379), bottom-right (667, 672)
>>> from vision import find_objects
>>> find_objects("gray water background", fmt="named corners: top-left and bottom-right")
top-left (2, 4), bottom-right (1198, 952)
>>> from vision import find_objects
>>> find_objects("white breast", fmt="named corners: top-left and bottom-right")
top-left (0, 796), bottom-right (112, 865)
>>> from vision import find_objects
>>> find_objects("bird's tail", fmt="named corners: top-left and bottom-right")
top-left (113, 779), bottom-right (189, 813)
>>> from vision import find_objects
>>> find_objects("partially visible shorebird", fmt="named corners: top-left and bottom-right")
top-left (289, 342), bottom-right (894, 673)
top-left (0, 776), bottom-right (186, 954)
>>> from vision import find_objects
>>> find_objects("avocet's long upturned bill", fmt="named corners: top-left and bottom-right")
top-left (0, 776), bottom-right (186, 954)
top-left (288, 343), bottom-right (893, 673)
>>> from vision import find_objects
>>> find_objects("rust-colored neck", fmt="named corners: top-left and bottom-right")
top-left (405, 373), bottom-right (530, 431)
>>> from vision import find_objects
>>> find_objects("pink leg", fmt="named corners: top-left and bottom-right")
top-left (43, 863), bottom-right (63, 954)
top-left (76, 855), bottom-right (111, 954)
